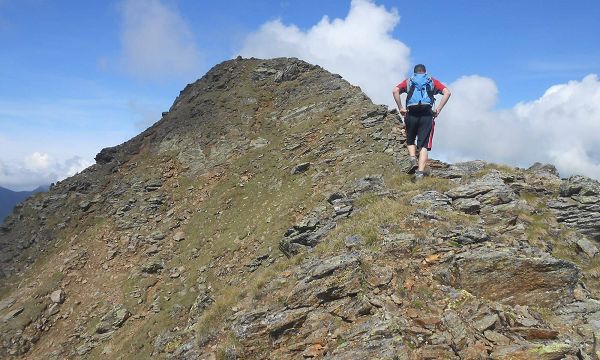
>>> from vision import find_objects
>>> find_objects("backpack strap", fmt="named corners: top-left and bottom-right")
top-left (426, 76), bottom-right (435, 106)
top-left (406, 77), bottom-right (416, 108)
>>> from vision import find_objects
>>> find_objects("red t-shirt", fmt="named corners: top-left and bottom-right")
top-left (396, 77), bottom-right (447, 95)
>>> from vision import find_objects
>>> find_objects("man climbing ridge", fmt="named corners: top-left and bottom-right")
top-left (392, 64), bottom-right (451, 180)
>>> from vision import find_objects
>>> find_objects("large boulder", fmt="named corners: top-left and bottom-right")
top-left (444, 246), bottom-right (580, 308)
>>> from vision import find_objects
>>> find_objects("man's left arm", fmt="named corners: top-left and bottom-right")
top-left (433, 79), bottom-right (451, 118)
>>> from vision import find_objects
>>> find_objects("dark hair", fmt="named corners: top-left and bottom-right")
top-left (414, 64), bottom-right (426, 73)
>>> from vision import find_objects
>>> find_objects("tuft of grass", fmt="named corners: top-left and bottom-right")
top-left (192, 254), bottom-right (301, 340)
top-left (519, 191), bottom-right (549, 211)
top-left (192, 285), bottom-right (244, 340)
top-left (316, 195), bottom-right (415, 254)
top-left (478, 163), bottom-right (519, 176)
top-left (391, 176), bottom-right (453, 194)
top-left (446, 289), bottom-right (475, 310)
top-left (215, 333), bottom-right (242, 360)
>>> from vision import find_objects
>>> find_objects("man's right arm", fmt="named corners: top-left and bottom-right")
top-left (393, 81), bottom-right (408, 117)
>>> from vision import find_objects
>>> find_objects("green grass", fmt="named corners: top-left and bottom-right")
top-left (477, 163), bottom-right (519, 176)
top-left (315, 195), bottom-right (416, 255)
top-left (388, 175), bottom-right (453, 194)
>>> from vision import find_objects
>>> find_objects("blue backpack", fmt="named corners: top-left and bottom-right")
top-left (406, 73), bottom-right (435, 107)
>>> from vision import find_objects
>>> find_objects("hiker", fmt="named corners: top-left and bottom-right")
top-left (392, 64), bottom-right (451, 180)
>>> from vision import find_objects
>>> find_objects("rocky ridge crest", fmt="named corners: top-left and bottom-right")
top-left (0, 57), bottom-right (600, 359)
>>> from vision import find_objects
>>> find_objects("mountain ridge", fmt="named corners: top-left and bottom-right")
top-left (1, 57), bottom-right (600, 359)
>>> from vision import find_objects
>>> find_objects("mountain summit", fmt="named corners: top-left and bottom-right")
top-left (1, 57), bottom-right (600, 359)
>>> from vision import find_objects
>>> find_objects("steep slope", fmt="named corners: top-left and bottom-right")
top-left (1, 57), bottom-right (599, 360)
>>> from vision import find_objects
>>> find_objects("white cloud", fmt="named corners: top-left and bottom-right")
top-left (24, 152), bottom-right (50, 171)
top-left (239, 1), bottom-right (600, 180)
top-left (0, 154), bottom-right (92, 191)
top-left (239, 0), bottom-right (410, 106)
top-left (436, 74), bottom-right (600, 179)
top-left (118, 0), bottom-right (202, 80)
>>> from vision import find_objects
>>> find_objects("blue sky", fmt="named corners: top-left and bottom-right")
top-left (1, 0), bottom-right (600, 189)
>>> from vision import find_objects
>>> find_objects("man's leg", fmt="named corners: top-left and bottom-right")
top-left (414, 109), bottom-right (434, 175)
top-left (407, 144), bottom-right (416, 157)
top-left (418, 147), bottom-right (428, 172)
top-left (404, 113), bottom-right (419, 173)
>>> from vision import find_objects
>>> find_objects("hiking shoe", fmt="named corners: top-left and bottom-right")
top-left (414, 171), bottom-right (425, 182)
top-left (407, 157), bottom-right (418, 174)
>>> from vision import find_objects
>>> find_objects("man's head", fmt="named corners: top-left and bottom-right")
top-left (414, 64), bottom-right (426, 74)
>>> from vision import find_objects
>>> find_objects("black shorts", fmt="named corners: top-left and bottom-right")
top-left (405, 105), bottom-right (435, 151)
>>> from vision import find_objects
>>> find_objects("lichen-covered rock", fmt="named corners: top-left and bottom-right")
top-left (410, 191), bottom-right (451, 209)
top-left (95, 305), bottom-right (131, 334)
top-left (549, 175), bottom-right (600, 240)
top-left (446, 246), bottom-right (580, 308)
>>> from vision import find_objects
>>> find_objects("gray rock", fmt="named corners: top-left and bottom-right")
top-left (350, 175), bottom-right (386, 195)
top-left (576, 236), bottom-right (599, 257)
top-left (291, 162), bottom-right (311, 174)
top-left (151, 231), bottom-right (165, 241)
top-left (527, 162), bottom-right (560, 178)
top-left (280, 208), bottom-right (335, 257)
top-left (445, 171), bottom-right (506, 199)
top-left (446, 246), bottom-right (580, 308)
top-left (0, 297), bottom-right (16, 310)
top-left (360, 106), bottom-right (387, 128)
top-left (113, 307), bottom-right (131, 327)
top-left (187, 290), bottom-right (214, 328)
top-left (442, 310), bottom-right (471, 350)
top-left (557, 299), bottom-right (600, 315)
top-left (478, 187), bottom-right (517, 206)
top-left (452, 198), bottom-right (481, 214)
top-left (473, 313), bottom-right (498, 332)
top-left (559, 175), bottom-right (600, 197)
top-left (2, 307), bottom-right (23, 322)
top-left (47, 303), bottom-right (60, 316)
top-left (96, 305), bottom-right (131, 334)
top-left (264, 308), bottom-right (310, 339)
top-left (79, 200), bottom-right (91, 211)
top-left (307, 254), bottom-right (360, 280)
top-left (141, 259), bottom-right (164, 274)
top-left (431, 160), bottom-right (487, 179)
top-left (326, 192), bottom-right (346, 204)
top-left (410, 191), bottom-right (451, 209)
top-left (144, 180), bottom-right (162, 192)
top-left (550, 177), bottom-right (600, 240)
top-left (249, 137), bottom-right (269, 148)
top-left (173, 231), bottom-right (185, 242)
top-left (333, 204), bottom-right (353, 218)
top-left (345, 235), bottom-right (364, 249)
top-left (77, 343), bottom-right (92, 356)
top-left (50, 289), bottom-right (65, 304)
top-left (286, 255), bottom-right (361, 309)
top-left (484, 330), bottom-right (511, 345)
top-left (294, 214), bottom-right (319, 232)
top-left (245, 254), bottom-right (270, 272)
top-left (440, 226), bottom-right (489, 245)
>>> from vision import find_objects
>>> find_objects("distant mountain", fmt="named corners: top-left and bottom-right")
top-left (0, 185), bottom-right (48, 222)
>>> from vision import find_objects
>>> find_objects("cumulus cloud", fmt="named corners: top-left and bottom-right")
top-left (24, 152), bottom-right (50, 171)
top-left (239, 0), bottom-right (410, 106)
top-left (239, 0), bottom-right (600, 179)
top-left (0, 153), bottom-right (92, 191)
top-left (118, 0), bottom-right (202, 80)
top-left (436, 74), bottom-right (600, 179)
